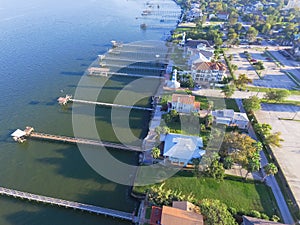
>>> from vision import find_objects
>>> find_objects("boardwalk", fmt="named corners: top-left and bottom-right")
top-left (0, 186), bottom-right (138, 223)
top-left (29, 132), bottom-right (142, 152)
top-left (88, 71), bottom-right (163, 79)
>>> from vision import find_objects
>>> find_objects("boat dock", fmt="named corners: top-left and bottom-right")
top-left (0, 186), bottom-right (138, 223)
top-left (57, 95), bottom-right (153, 111)
top-left (11, 127), bottom-right (142, 152)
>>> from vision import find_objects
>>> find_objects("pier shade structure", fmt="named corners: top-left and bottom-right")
top-left (0, 186), bottom-right (138, 223)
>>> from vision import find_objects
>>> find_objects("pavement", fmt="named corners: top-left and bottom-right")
top-left (225, 46), bottom-right (300, 90)
top-left (236, 99), bottom-right (295, 224)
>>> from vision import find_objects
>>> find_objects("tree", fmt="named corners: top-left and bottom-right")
top-left (207, 158), bottom-right (225, 181)
top-left (223, 156), bottom-right (234, 169)
top-left (244, 152), bottom-right (260, 179)
top-left (265, 132), bottom-right (284, 147)
top-left (192, 158), bottom-right (200, 177)
top-left (243, 96), bottom-right (261, 112)
top-left (246, 27), bottom-right (258, 42)
top-left (263, 163), bottom-right (278, 181)
top-left (234, 74), bottom-right (252, 90)
top-left (205, 114), bottom-right (213, 128)
top-left (155, 126), bottom-right (170, 135)
top-left (264, 89), bottom-right (290, 102)
top-left (254, 123), bottom-right (272, 137)
top-left (262, 23), bottom-right (271, 34)
top-left (180, 74), bottom-right (195, 88)
top-left (151, 147), bottom-right (161, 159)
top-left (221, 84), bottom-right (235, 98)
top-left (198, 199), bottom-right (237, 225)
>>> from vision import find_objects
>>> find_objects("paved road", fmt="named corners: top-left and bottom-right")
top-left (235, 99), bottom-right (295, 224)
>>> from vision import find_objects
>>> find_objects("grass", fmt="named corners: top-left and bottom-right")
top-left (133, 172), bottom-right (278, 217)
top-left (224, 98), bottom-right (240, 112)
top-left (246, 86), bottom-right (300, 95)
top-left (261, 99), bottom-right (300, 106)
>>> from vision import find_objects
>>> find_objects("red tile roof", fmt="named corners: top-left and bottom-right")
top-left (172, 94), bottom-right (195, 105)
top-left (193, 62), bottom-right (227, 71)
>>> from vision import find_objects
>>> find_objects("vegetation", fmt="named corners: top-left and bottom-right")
top-left (151, 147), bottom-right (161, 159)
top-left (264, 89), bottom-right (291, 102)
top-left (243, 96), bottom-right (261, 113)
top-left (133, 172), bottom-right (279, 217)
top-left (254, 123), bottom-right (284, 147)
top-left (221, 84), bottom-right (236, 98)
top-left (263, 163), bottom-right (278, 181)
top-left (234, 74), bottom-right (252, 90)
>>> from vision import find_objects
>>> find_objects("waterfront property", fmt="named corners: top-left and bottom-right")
top-left (162, 133), bottom-right (205, 166)
top-left (212, 109), bottom-right (250, 129)
top-left (171, 94), bottom-right (200, 114)
top-left (150, 201), bottom-right (204, 225)
top-left (191, 62), bottom-right (227, 83)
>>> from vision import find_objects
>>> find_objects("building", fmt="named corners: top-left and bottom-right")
top-left (163, 133), bottom-right (205, 166)
top-left (242, 215), bottom-right (290, 225)
top-left (212, 109), bottom-right (250, 129)
top-left (166, 69), bottom-right (181, 89)
top-left (191, 62), bottom-right (227, 83)
top-left (171, 94), bottom-right (200, 114)
top-left (150, 201), bottom-right (204, 225)
top-left (217, 12), bottom-right (229, 20)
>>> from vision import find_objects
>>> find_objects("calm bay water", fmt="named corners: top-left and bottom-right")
top-left (0, 0), bottom-right (180, 224)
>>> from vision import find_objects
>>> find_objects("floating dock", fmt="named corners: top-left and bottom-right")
top-left (0, 186), bottom-right (138, 223)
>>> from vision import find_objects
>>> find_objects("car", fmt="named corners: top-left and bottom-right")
top-left (250, 59), bottom-right (257, 62)
top-left (266, 57), bottom-right (272, 60)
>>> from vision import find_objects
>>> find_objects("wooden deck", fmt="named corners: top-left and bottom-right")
top-left (0, 186), bottom-right (138, 223)
top-left (30, 132), bottom-right (142, 152)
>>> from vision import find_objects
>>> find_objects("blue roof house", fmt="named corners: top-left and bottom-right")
top-left (163, 133), bottom-right (205, 167)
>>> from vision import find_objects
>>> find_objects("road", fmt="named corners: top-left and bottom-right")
top-left (235, 99), bottom-right (295, 224)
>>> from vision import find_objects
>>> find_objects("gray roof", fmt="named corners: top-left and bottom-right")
top-left (242, 216), bottom-right (290, 225)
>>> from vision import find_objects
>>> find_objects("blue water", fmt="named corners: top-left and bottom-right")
top-left (0, 0), bottom-right (180, 224)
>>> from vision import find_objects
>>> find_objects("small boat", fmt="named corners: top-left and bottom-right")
top-left (140, 23), bottom-right (147, 29)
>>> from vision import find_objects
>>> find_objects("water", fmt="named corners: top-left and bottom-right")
top-left (0, 0), bottom-right (180, 224)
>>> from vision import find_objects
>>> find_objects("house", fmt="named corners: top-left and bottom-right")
top-left (191, 62), bottom-right (227, 83)
top-left (217, 12), bottom-right (229, 20)
top-left (163, 133), bottom-right (205, 166)
top-left (242, 215), bottom-right (290, 225)
top-left (150, 201), bottom-right (204, 225)
top-left (212, 109), bottom-right (250, 129)
top-left (171, 94), bottom-right (200, 114)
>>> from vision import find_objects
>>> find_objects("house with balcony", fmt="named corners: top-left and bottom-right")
top-left (212, 109), bottom-right (250, 129)
top-left (171, 94), bottom-right (200, 114)
top-left (191, 62), bottom-right (227, 83)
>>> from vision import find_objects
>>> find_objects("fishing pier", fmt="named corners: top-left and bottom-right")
top-left (0, 186), bottom-right (138, 223)
top-left (57, 95), bottom-right (153, 111)
top-left (11, 127), bottom-right (142, 152)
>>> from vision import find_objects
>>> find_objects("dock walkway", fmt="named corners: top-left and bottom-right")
top-left (30, 132), bottom-right (142, 152)
top-left (0, 186), bottom-right (138, 223)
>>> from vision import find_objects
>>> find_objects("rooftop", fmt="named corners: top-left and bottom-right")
top-left (172, 94), bottom-right (195, 105)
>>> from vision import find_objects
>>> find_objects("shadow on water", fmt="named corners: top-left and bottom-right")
top-left (28, 98), bottom-right (59, 107)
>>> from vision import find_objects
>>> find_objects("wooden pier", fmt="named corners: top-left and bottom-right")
top-left (88, 70), bottom-right (163, 79)
top-left (29, 132), bottom-right (142, 152)
top-left (0, 186), bottom-right (138, 223)
top-left (58, 95), bottom-right (153, 111)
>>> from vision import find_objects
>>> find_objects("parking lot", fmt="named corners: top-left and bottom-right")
top-left (226, 47), bottom-right (297, 89)
top-left (255, 103), bottom-right (300, 207)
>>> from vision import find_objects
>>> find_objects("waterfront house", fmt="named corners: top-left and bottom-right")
top-left (171, 94), bottom-right (200, 114)
top-left (163, 133), bottom-right (204, 167)
top-left (150, 201), bottom-right (204, 225)
top-left (212, 109), bottom-right (250, 129)
top-left (191, 62), bottom-right (227, 83)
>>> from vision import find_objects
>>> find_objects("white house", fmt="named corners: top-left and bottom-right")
top-left (163, 133), bottom-right (205, 166)
top-left (171, 94), bottom-right (200, 114)
top-left (212, 109), bottom-right (250, 129)
top-left (191, 62), bottom-right (227, 83)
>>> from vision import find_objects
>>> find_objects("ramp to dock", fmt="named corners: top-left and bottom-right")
top-left (0, 186), bottom-right (138, 223)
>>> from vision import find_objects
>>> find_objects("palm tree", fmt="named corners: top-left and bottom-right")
top-left (263, 163), bottom-right (278, 181)
top-left (221, 84), bottom-right (235, 98)
top-left (234, 74), bottom-right (252, 90)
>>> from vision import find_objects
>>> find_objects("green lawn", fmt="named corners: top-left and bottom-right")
top-left (246, 86), bottom-right (300, 95)
top-left (134, 173), bottom-right (278, 217)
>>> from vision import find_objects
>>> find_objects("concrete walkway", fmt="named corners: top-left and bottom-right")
top-left (235, 99), bottom-right (294, 224)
